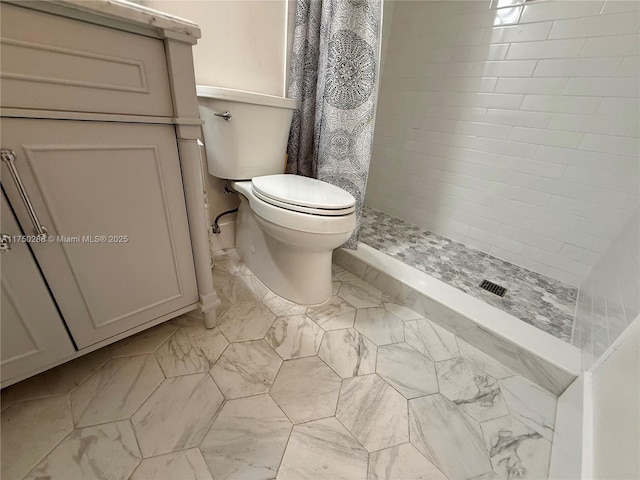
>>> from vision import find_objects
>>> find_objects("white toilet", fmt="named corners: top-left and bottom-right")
top-left (197, 86), bottom-right (356, 305)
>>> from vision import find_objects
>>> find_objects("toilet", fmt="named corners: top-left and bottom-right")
top-left (197, 86), bottom-right (356, 305)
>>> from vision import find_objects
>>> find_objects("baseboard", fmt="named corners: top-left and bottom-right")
top-left (210, 218), bottom-right (236, 253)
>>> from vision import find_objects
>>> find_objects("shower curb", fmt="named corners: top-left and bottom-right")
top-left (334, 244), bottom-right (581, 395)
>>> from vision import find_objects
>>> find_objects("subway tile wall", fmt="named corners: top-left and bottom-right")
top-left (366, 0), bottom-right (639, 286)
top-left (573, 209), bottom-right (639, 368)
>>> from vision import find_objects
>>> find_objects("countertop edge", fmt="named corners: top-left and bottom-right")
top-left (47, 0), bottom-right (202, 39)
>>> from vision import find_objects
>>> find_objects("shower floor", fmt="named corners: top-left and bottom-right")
top-left (359, 207), bottom-right (577, 342)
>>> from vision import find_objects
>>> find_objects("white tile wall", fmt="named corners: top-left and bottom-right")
top-left (581, 33), bottom-right (639, 57)
top-left (366, 0), bottom-right (639, 287)
top-left (573, 210), bottom-right (639, 368)
top-left (505, 38), bottom-right (585, 59)
top-left (518, 0), bottom-right (603, 23)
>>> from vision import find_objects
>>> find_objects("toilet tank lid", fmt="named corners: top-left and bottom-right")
top-left (196, 85), bottom-right (297, 109)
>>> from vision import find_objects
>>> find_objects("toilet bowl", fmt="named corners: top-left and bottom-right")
top-left (234, 175), bottom-right (355, 304)
top-left (197, 86), bottom-right (356, 305)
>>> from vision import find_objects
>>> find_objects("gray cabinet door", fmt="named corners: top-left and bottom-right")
top-left (1, 191), bottom-right (76, 386)
top-left (1, 119), bottom-right (198, 348)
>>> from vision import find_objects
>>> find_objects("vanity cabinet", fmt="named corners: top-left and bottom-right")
top-left (0, 0), bottom-right (220, 387)
top-left (1, 191), bottom-right (76, 381)
top-left (0, 2), bottom-right (174, 117)
top-left (2, 119), bottom-right (199, 349)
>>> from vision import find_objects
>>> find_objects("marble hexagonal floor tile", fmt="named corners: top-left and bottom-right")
top-left (212, 265), bottom-right (234, 291)
top-left (368, 443), bottom-right (447, 480)
top-left (470, 473), bottom-right (503, 480)
top-left (200, 394), bottom-right (292, 480)
top-left (336, 374), bottom-right (409, 452)
top-left (109, 322), bottom-right (178, 358)
top-left (318, 328), bottom-right (377, 378)
top-left (131, 373), bottom-right (224, 457)
top-left (1, 395), bottom-right (73, 480)
top-left (210, 340), bottom-right (282, 399)
top-left (217, 302), bottom-right (276, 342)
top-left (129, 448), bottom-right (213, 480)
top-left (0, 348), bottom-right (111, 409)
top-left (220, 275), bottom-right (269, 303)
top-left (437, 357), bottom-right (509, 423)
top-left (354, 307), bottom-right (404, 346)
top-left (405, 317), bottom-right (459, 361)
top-left (70, 354), bottom-right (164, 427)
top-left (24, 421), bottom-right (141, 480)
top-left (337, 279), bottom-right (383, 309)
top-left (376, 343), bottom-right (438, 399)
top-left (277, 417), bottom-right (368, 480)
top-left (270, 356), bottom-right (342, 423)
top-left (265, 315), bottom-right (324, 360)
top-left (409, 394), bottom-right (492, 480)
top-left (499, 375), bottom-right (558, 441)
top-left (155, 326), bottom-right (229, 377)
top-left (306, 296), bottom-right (356, 330)
top-left (481, 414), bottom-right (552, 480)
top-left (262, 291), bottom-right (308, 317)
top-left (215, 248), bottom-right (253, 276)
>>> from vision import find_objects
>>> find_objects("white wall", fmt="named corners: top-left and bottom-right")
top-left (573, 209), bottom-right (639, 368)
top-left (144, 0), bottom-right (287, 96)
top-left (550, 317), bottom-right (640, 480)
top-left (144, 0), bottom-right (291, 248)
top-left (285, 0), bottom-right (296, 89)
top-left (366, 0), bottom-right (639, 286)
top-left (548, 373), bottom-right (584, 480)
top-left (591, 317), bottom-right (640, 480)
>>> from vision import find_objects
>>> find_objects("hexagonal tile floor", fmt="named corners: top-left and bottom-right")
top-left (0, 248), bottom-right (559, 480)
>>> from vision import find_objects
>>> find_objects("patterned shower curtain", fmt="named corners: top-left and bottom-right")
top-left (286, 0), bottom-right (382, 248)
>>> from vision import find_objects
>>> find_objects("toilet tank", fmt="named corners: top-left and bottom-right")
top-left (197, 86), bottom-right (297, 180)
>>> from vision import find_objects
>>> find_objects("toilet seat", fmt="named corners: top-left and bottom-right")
top-left (233, 180), bottom-right (356, 235)
top-left (252, 174), bottom-right (355, 216)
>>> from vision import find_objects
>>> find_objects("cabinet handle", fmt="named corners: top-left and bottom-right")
top-left (1, 149), bottom-right (49, 240)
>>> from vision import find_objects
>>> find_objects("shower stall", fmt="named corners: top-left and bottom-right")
top-left (352, 0), bottom-right (638, 367)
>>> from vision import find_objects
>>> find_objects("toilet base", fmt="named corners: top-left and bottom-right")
top-left (235, 197), bottom-right (349, 306)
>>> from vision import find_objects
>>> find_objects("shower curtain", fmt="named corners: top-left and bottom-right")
top-left (286, 0), bottom-right (382, 248)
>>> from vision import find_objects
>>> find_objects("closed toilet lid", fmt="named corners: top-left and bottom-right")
top-left (252, 174), bottom-right (356, 215)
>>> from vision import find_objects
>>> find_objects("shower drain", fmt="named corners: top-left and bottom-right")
top-left (479, 279), bottom-right (507, 297)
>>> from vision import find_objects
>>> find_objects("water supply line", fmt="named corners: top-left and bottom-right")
top-left (212, 180), bottom-right (238, 234)
top-left (212, 207), bottom-right (238, 234)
